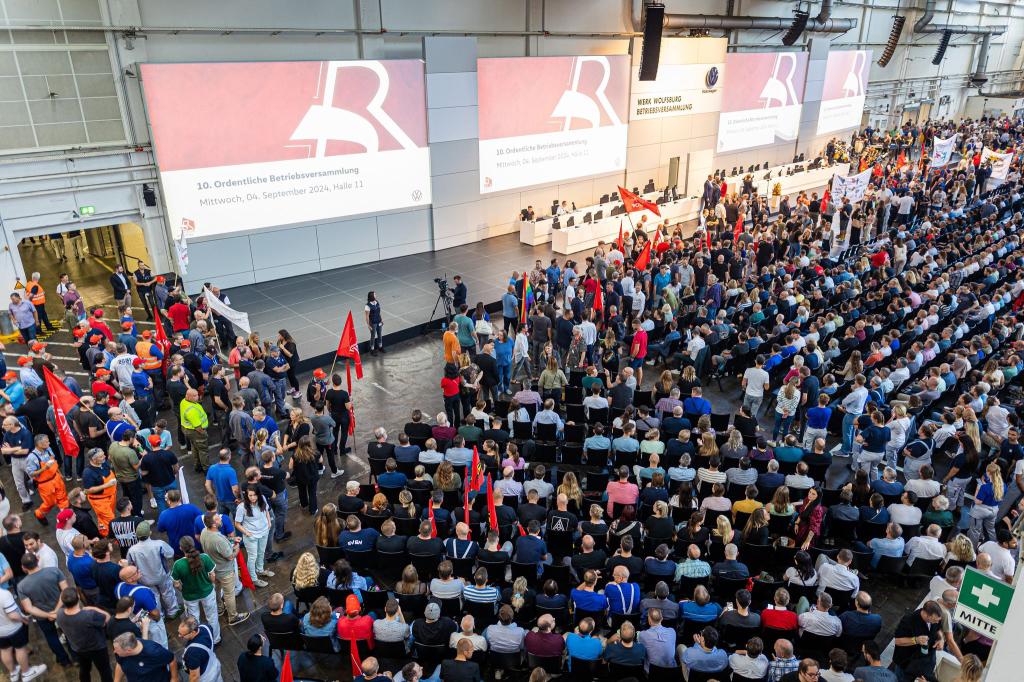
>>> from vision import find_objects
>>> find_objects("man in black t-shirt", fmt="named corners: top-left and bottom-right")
top-left (337, 481), bottom-right (366, 515)
top-left (546, 494), bottom-right (578, 534)
top-left (406, 521), bottom-right (443, 560)
top-left (140, 437), bottom-right (178, 516)
top-left (324, 377), bottom-right (351, 456)
top-left (516, 489), bottom-right (547, 528)
top-left (571, 535), bottom-right (607, 578)
top-left (439, 639), bottom-right (481, 682)
top-left (260, 592), bottom-right (300, 637)
top-left (403, 410), bottom-right (434, 442)
top-left (892, 602), bottom-right (943, 679)
top-left (109, 498), bottom-right (143, 559)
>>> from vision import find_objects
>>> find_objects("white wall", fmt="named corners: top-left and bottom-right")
top-left (0, 0), bottom-right (1020, 290)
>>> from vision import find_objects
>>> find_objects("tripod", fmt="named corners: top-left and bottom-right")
top-left (428, 288), bottom-right (455, 329)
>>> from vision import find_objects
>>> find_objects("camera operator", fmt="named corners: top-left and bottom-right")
top-left (451, 275), bottom-right (467, 309)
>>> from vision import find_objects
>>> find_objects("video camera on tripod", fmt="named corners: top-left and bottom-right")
top-left (428, 272), bottom-right (455, 330)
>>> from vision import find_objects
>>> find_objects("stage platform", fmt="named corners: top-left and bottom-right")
top-left (225, 232), bottom-right (601, 370)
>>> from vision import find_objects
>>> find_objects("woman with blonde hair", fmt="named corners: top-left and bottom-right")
top-left (720, 428), bottom-right (747, 461)
top-left (313, 504), bottom-right (342, 547)
top-left (698, 432), bottom-right (719, 459)
top-left (968, 461), bottom-right (1004, 545)
top-left (557, 472), bottom-right (583, 513)
top-left (711, 514), bottom-right (735, 546)
top-left (433, 460), bottom-right (462, 492)
top-left (841, 350), bottom-right (863, 380)
top-left (394, 564), bottom-right (427, 595)
top-left (641, 428), bottom-right (665, 457)
top-left (773, 378), bottom-right (801, 443)
top-left (291, 551), bottom-right (323, 590)
top-left (944, 533), bottom-right (977, 565)
top-left (503, 576), bottom-right (535, 623)
top-left (962, 408), bottom-right (982, 454)
top-left (654, 370), bottom-right (675, 402)
top-left (954, 654), bottom-right (984, 682)
top-left (394, 490), bottom-right (418, 519)
top-left (677, 365), bottom-right (700, 396)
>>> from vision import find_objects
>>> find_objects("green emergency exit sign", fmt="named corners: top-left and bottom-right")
top-left (79, 205), bottom-right (95, 216)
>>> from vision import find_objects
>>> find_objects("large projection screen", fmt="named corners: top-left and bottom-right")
top-left (816, 50), bottom-right (872, 135)
top-left (717, 52), bottom-right (808, 153)
top-left (140, 60), bottom-right (431, 238)
top-left (477, 56), bottom-right (629, 194)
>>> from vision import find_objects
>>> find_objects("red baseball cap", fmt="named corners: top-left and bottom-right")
top-left (57, 509), bottom-right (74, 525)
top-left (141, 330), bottom-right (152, 339)
top-left (313, 369), bottom-right (326, 379)
top-left (95, 368), bottom-right (111, 377)
top-left (132, 357), bottom-right (143, 367)
top-left (16, 356), bottom-right (30, 366)
top-left (156, 275), bottom-right (166, 283)
top-left (179, 340), bottom-right (191, 348)
top-left (345, 594), bottom-right (361, 616)
top-left (147, 434), bottom-right (162, 447)
top-left (93, 309), bottom-right (104, 318)
top-left (4, 371), bottom-right (17, 381)
top-left (30, 342), bottom-right (45, 352)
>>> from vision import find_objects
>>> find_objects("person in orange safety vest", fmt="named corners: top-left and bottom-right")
top-left (24, 272), bottom-right (55, 332)
top-left (83, 448), bottom-right (118, 537)
top-left (26, 433), bottom-right (68, 525)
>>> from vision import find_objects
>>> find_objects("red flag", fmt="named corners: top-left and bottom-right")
top-left (517, 522), bottom-right (527, 537)
top-left (470, 446), bottom-right (481, 492)
top-left (733, 215), bottom-right (744, 242)
top-left (633, 241), bottom-right (652, 272)
top-left (428, 503), bottom-right (437, 538)
top-left (236, 551), bottom-right (256, 590)
top-left (651, 229), bottom-right (660, 248)
top-left (616, 221), bottom-right (624, 252)
top-left (42, 367), bottom-right (79, 458)
top-left (705, 227), bottom-right (711, 253)
top-left (617, 185), bottom-right (661, 216)
top-left (350, 638), bottom-right (362, 678)
top-left (819, 189), bottom-right (830, 214)
top-left (336, 311), bottom-right (363, 380)
top-left (593, 284), bottom-right (604, 313)
top-left (486, 474), bottom-right (498, 529)
top-left (152, 315), bottom-right (171, 375)
top-left (281, 651), bottom-right (294, 682)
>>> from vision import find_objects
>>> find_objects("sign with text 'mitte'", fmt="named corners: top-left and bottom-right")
top-left (953, 567), bottom-right (1013, 640)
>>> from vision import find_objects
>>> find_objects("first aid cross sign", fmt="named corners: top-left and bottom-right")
top-left (954, 567), bottom-right (1014, 641)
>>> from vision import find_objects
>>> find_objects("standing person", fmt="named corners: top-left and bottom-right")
top-left (324, 374), bottom-right (352, 460)
top-left (24, 273), bottom-right (55, 333)
top-left (131, 262), bottom-right (156, 321)
top-left (502, 286), bottom-right (519, 336)
top-left (199, 512), bottom-right (249, 626)
top-left (56, 587), bottom-right (112, 682)
top-left (112, 632), bottom-right (176, 682)
top-left (140, 435), bottom-right (178, 516)
top-left (276, 329), bottom-right (302, 399)
top-left (969, 462), bottom-right (1005, 546)
top-left (178, 615), bottom-right (221, 681)
top-left (17, 552), bottom-right (72, 666)
top-left (0, 582), bottom-right (47, 681)
top-left (83, 449), bottom-right (118, 538)
top-left (109, 429), bottom-right (144, 517)
top-left (2, 416), bottom-right (34, 510)
top-left (126, 520), bottom-right (179, 615)
top-left (180, 388), bottom-right (210, 473)
top-left (235, 486), bottom-right (273, 588)
top-left (264, 346), bottom-right (290, 419)
top-left (171, 537), bottom-right (220, 646)
top-left (365, 291), bottom-right (384, 355)
top-left (288, 436), bottom-right (321, 515)
top-left (8, 293), bottom-right (38, 344)
top-left (26, 434), bottom-right (68, 525)
top-left (109, 264), bottom-right (132, 308)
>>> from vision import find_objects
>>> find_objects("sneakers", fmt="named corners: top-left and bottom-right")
top-left (21, 665), bottom-right (47, 682)
top-left (228, 612), bottom-right (251, 626)
top-left (253, 579), bottom-right (269, 588)
top-left (149, 498), bottom-right (158, 509)
top-left (331, 470), bottom-right (345, 479)
top-left (258, 569), bottom-right (276, 577)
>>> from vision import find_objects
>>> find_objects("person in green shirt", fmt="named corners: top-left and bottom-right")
top-left (171, 536), bottom-right (220, 644)
top-left (108, 430), bottom-right (144, 516)
top-left (453, 305), bottom-right (477, 352)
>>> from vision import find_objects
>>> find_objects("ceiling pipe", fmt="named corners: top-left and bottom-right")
top-left (630, 0), bottom-right (856, 35)
top-left (912, 0), bottom-right (1004, 83)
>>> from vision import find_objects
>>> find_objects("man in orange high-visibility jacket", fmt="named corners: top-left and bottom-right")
top-left (24, 272), bottom-right (55, 332)
top-left (83, 448), bottom-right (118, 536)
top-left (26, 434), bottom-right (68, 525)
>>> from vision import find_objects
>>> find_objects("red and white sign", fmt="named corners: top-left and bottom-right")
top-left (816, 50), bottom-right (872, 135)
top-left (717, 52), bottom-right (808, 153)
top-left (141, 60), bottom-right (431, 238)
top-left (477, 56), bottom-right (629, 194)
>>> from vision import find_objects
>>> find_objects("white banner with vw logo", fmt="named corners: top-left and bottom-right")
top-left (629, 62), bottom-right (724, 121)
top-left (831, 168), bottom-right (873, 203)
top-left (981, 147), bottom-right (1014, 181)
top-left (930, 134), bottom-right (958, 168)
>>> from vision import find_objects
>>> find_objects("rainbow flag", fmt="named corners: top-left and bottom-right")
top-left (520, 277), bottom-right (534, 324)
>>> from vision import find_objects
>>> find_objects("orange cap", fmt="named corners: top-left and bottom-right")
top-left (30, 342), bottom-right (45, 352)
top-left (16, 356), bottom-right (30, 366)
top-left (72, 327), bottom-right (85, 338)
top-left (345, 594), bottom-right (361, 615)
top-left (313, 368), bottom-right (326, 379)
top-left (121, 321), bottom-right (133, 330)
top-left (3, 371), bottom-right (17, 381)
top-left (95, 368), bottom-right (111, 377)
top-left (141, 330), bottom-right (152, 339)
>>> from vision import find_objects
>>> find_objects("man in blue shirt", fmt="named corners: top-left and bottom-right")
top-left (863, 522), bottom-right (905, 567)
top-left (204, 449), bottom-right (239, 515)
top-left (565, 618), bottom-right (603, 668)
top-left (156, 489), bottom-right (202, 558)
top-left (513, 520), bottom-right (549, 567)
top-left (680, 625), bottom-right (729, 677)
top-left (569, 571), bottom-right (607, 613)
top-left (112, 631), bottom-right (176, 682)
top-left (338, 515), bottom-right (379, 553)
top-left (611, 423), bottom-right (639, 455)
top-left (661, 407), bottom-right (691, 439)
top-left (583, 423), bottom-right (611, 458)
top-left (604, 565), bottom-right (641, 616)
top-left (264, 346), bottom-right (289, 418)
top-left (682, 387), bottom-right (712, 418)
top-left (376, 458), bottom-right (407, 489)
top-left (443, 435), bottom-right (473, 466)
top-left (393, 434), bottom-right (420, 464)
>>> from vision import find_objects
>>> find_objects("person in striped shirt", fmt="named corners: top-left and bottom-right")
top-left (461, 568), bottom-right (499, 610)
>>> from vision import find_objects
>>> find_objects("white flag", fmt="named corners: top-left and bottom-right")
top-left (177, 467), bottom-right (190, 505)
top-left (930, 134), bottom-right (958, 168)
top-left (203, 286), bottom-right (251, 334)
top-left (981, 146), bottom-right (1013, 180)
top-left (175, 231), bottom-right (189, 275)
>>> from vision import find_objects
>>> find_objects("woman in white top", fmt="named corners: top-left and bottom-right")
top-left (772, 379), bottom-right (801, 444)
top-left (235, 486), bottom-right (273, 587)
top-left (782, 550), bottom-right (818, 587)
top-left (885, 404), bottom-right (912, 470)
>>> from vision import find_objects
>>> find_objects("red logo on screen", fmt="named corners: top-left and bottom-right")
top-left (550, 56), bottom-right (624, 130)
top-left (291, 61), bottom-right (420, 155)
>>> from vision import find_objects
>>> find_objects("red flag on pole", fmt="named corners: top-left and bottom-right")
top-left (617, 185), bottom-right (661, 216)
top-left (350, 638), bottom-right (363, 678)
top-left (280, 651), bottom-right (294, 682)
top-left (236, 551), bottom-right (256, 591)
top-left (819, 189), bottom-right (830, 215)
top-left (593, 284), bottom-right (604, 313)
top-left (152, 315), bottom-right (171, 375)
top-left (616, 221), bottom-right (624, 252)
top-left (428, 502), bottom-right (437, 538)
top-left (470, 446), bottom-right (481, 492)
top-left (634, 240), bottom-right (652, 272)
top-left (42, 367), bottom-right (80, 458)
top-left (486, 474), bottom-right (498, 529)
top-left (733, 215), bottom-right (744, 242)
top-left (705, 227), bottom-right (711, 253)
top-left (336, 311), bottom-right (363, 379)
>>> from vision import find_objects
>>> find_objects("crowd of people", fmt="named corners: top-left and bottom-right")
top-left (0, 115), bottom-right (1021, 682)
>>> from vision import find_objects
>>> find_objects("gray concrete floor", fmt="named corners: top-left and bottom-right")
top-left (8, 239), bottom-right (930, 682)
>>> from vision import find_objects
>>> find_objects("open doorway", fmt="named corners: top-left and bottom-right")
top-left (16, 223), bottom-right (153, 335)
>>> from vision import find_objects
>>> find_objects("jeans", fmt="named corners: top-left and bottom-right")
top-left (18, 325), bottom-right (36, 343)
top-left (369, 322), bottom-right (383, 350)
top-left (841, 413), bottom-right (859, 454)
top-left (184, 590), bottom-right (221, 643)
top-left (151, 480), bottom-right (178, 516)
top-left (272, 378), bottom-right (287, 415)
top-left (772, 413), bottom-right (794, 441)
top-left (742, 393), bottom-right (763, 418)
top-left (270, 490), bottom-right (288, 541)
top-left (37, 618), bottom-right (71, 664)
top-left (497, 364), bottom-right (511, 394)
top-left (243, 533), bottom-right (268, 579)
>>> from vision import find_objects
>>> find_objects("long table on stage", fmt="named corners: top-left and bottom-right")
top-left (550, 195), bottom-right (699, 254)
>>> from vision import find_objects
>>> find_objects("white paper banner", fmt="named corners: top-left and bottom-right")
top-left (930, 134), bottom-right (958, 168)
top-left (178, 467), bottom-right (190, 505)
top-left (202, 286), bottom-right (251, 334)
top-left (980, 147), bottom-right (1013, 180)
top-left (830, 168), bottom-right (873, 203)
top-left (174, 230), bottom-right (189, 275)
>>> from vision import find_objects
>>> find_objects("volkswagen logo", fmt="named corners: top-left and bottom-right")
top-left (705, 66), bottom-right (719, 88)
